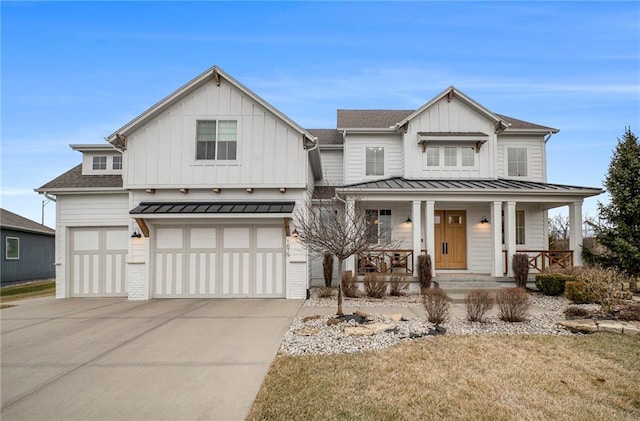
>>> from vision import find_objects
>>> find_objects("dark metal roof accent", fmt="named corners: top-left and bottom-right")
top-left (130, 201), bottom-right (296, 215)
top-left (37, 164), bottom-right (123, 191)
top-left (0, 209), bottom-right (55, 236)
top-left (417, 132), bottom-right (488, 137)
top-left (340, 176), bottom-right (603, 193)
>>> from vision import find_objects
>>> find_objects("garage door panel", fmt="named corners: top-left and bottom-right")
top-left (70, 227), bottom-right (128, 297)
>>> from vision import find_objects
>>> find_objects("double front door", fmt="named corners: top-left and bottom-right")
top-left (434, 210), bottom-right (467, 269)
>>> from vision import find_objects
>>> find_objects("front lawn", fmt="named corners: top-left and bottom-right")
top-left (0, 280), bottom-right (55, 302)
top-left (248, 334), bottom-right (639, 421)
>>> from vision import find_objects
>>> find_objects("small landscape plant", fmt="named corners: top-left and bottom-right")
top-left (512, 253), bottom-right (530, 288)
top-left (563, 306), bottom-right (591, 319)
top-left (341, 270), bottom-right (359, 298)
top-left (464, 289), bottom-right (494, 323)
top-left (579, 266), bottom-right (631, 315)
top-left (535, 273), bottom-right (574, 296)
top-left (423, 287), bottom-right (450, 324)
top-left (495, 287), bottom-right (529, 322)
top-left (389, 274), bottom-right (409, 296)
top-left (417, 254), bottom-right (433, 291)
top-left (363, 273), bottom-right (387, 298)
top-left (565, 281), bottom-right (592, 304)
top-left (317, 287), bottom-right (334, 298)
top-left (618, 303), bottom-right (640, 321)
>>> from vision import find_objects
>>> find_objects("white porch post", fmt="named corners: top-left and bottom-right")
top-left (569, 201), bottom-right (583, 267)
top-left (345, 198), bottom-right (356, 274)
top-left (491, 201), bottom-right (503, 277)
top-left (504, 201), bottom-right (516, 277)
top-left (412, 200), bottom-right (422, 276)
top-left (424, 200), bottom-right (436, 277)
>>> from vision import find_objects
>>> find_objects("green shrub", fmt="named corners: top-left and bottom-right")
top-left (512, 254), bottom-right (530, 288)
top-left (389, 275), bottom-right (409, 296)
top-left (341, 270), bottom-right (359, 298)
top-left (535, 273), bottom-right (574, 296)
top-left (363, 273), bottom-right (387, 298)
top-left (423, 288), bottom-right (450, 324)
top-left (564, 281), bottom-right (592, 304)
top-left (495, 288), bottom-right (529, 322)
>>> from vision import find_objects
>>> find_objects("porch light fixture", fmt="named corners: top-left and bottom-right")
top-left (131, 229), bottom-right (142, 238)
top-left (405, 216), bottom-right (412, 224)
top-left (480, 216), bottom-right (489, 224)
top-left (145, 188), bottom-right (156, 194)
top-left (292, 228), bottom-right (299, 238)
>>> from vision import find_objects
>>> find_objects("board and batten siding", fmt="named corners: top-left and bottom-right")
top-left (496, 136), bottom-right (546, 182)
top-left (317, 149), bottom-right (344, 185)
top-left (55, 194), bottom-right (130, 298)
top-left (404, 96), bottom-right (496, 179)
top-left (343, 134), bottom-right (404, 185)
top-left (124, 78), bottom-right (307, 188)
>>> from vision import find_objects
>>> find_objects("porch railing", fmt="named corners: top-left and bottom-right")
top-left (357, 249), bottom-right (425, 276)
top-left (503, 250), bottom-right (574, 274)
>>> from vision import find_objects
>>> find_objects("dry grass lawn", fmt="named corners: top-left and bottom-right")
top-left (248, 334), bottom-right (639, 421)
top-left (0, 280), bottom-right (55, 303)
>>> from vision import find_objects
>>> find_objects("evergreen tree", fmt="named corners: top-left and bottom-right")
top-left (584, 128), bottom-right (640, 286)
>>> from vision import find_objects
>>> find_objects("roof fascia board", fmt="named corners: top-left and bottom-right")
top-left (397, 86), bottom-right (504, 127)
top-left (336, 187), bottom-right (603, 197)
top-left (34, 188), bottom-right (125, 194)
top-left (336, 191), bottom-right (602, 202)
top-left (337, 128), bottom-right (398, 133)
top-left (318, 144), bottom-right (344, 150)
top-left (0, 225), bottom-right (55, 236)
top-left (122, 183), bottom-right (307, 189)
top-left (501, 128), bottom-right (560, 134)
top-left (107, 66), bottom-right (315, 142)
top-left (129, 213), bottom-right (293, 219)
top-left (70, 144), bottom-right (119, 152)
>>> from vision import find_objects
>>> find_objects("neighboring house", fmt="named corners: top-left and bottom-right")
top-left (1, 209), bottom-right (55, 284)
top-left (37, 66), bottom-right (602, 300)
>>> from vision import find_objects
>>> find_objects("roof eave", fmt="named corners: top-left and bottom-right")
top-left (336, 187), bottom-right (603, 197)
top-left (0, 225), bottom-right (55, 236)
top-left (35, 187), bottom-right (125, 194)
top-left (502, 128), bottom-right (560, 134)
top-left (337, 127), bottom-right (399, 133)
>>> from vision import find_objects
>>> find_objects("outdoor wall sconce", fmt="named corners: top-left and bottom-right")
top-left (405, 216), bottom-right (412, 224)
top-left (131, 229), bottom-right (142, 238)
top-left (145, 188), bottom-right (156, 194)
top-left (480, 216), bottom-right (489, 224)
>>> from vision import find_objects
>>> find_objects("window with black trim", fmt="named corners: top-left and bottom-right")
top-left (92, 156), bottom-right (107, 170)
top-left (196, 120), bottom-right (237, 160)
top-left (5, 237), bottom-right (19, 260)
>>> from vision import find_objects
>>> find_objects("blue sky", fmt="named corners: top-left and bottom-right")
top-left (2, 1), bottom-right (639, 228)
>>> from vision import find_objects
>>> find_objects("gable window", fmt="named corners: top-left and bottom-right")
top-left (5, 237), bottom-right (19, 260)
top-left (507, 148), bottom-right (527, 177)
top-left (366, 209), bottom-right (392, 244)
top-left (444, 147), bottom-right (457, 166)
top-left (92, 156), bottom-right (107, 170)
top-left (461, 147), bottom-right (475, 167)
top-left (112, 156), bottom-right (122, 170)
top-left (426, 147), bottom-right (439, 167)
top-left (196, 120), bottom-right (237, 161)
top-left (365, 147), bottom-right (384, 176)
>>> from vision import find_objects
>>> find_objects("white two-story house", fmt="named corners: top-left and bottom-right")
top-left (37, 66), bottom-right (602, 300)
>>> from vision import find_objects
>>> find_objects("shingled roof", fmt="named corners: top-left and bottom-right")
top-left (307, 129), bottom-right (343, 145)
top-left (0, 209), bottom-right (55, 236)
top-left (36, 165), bottom-right (123, 191)
top-left (334, 110), bottom-right (555, 132)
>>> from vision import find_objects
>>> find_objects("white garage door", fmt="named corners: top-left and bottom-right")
top-left (69, 227), bottom-right (128, 297)
top-left (153, 225), bottom-right (285, 298)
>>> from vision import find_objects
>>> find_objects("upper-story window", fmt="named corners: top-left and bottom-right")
top-left (112, 156), bottom-right (122, 170)
top-left (196, 120), bottom-right (237, 160)
top-left (507, 148), bottom-right (527, 177)
top-left (426, 147), bottom-right (439, 167)
top-left (444, 147), bottom-right (457, 166)
top-left (92, 156), bottom-right (107, 170)
top-left (365, 147), bottom-right (384, 176)
top-left (424, 146), bottom-right (475, 168)
top-left (461, 147), bottom-right (475, 167)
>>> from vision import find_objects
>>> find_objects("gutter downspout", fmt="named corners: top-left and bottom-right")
top-left (544, 131), bottom-right (554, 143)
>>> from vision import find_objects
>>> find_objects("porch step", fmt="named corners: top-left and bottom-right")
top-left (435, 278), bottom-right (537, 303)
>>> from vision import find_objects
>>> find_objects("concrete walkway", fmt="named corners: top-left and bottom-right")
top-left (1, 297), bottom-right (303, 421)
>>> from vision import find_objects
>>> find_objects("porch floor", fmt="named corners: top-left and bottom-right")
top-left (434, 274), bottom-right (537, 303)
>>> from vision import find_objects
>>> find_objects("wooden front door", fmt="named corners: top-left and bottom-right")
top-left (434, 210), bottom-right (467, 269)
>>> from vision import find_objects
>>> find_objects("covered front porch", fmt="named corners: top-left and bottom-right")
top-left (338, 177), bottom-right (602, 280)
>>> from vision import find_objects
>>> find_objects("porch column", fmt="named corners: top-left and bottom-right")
top-left (424, 200), bottom-right (436, 277)
top-left (569, 201), bottom-right (583, 267)
top-left (504, 201), bottom-right (516, 277)
top-left (490, 201), bottom-right (503, 277)
top-left (345, 198), bottom-right (356, 274)
top-left (412, 200), bottom-right (422, 276)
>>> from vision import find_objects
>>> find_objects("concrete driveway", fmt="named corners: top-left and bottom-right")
top-left (1, 297), bottom-right (303, 421)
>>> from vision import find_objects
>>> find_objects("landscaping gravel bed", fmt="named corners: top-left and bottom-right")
top-left (280, 293), bottom-right (595, 356)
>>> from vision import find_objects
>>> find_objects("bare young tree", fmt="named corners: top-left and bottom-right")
top-left (548, 213), bottom-right (570, 250)
top-left (294, 187), bottom-right (394, 315)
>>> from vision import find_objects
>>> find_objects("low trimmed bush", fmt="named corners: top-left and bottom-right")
top-left (495, 288), bottom-right (529, 322)
top-left (464, 289), bottom-right (494, 323)
top-left (341, 270), bottom-right (359, 298)
top-left (389, 275), bottom-right (409, 296)
top-left (535, 273), bottom-right (574, 296)
top-left (423, 288), bottom-right (450, 324)
top-left (363, 273), bottom-right (387, 298)
top-left (564, 281), bottom-right (592, 304)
